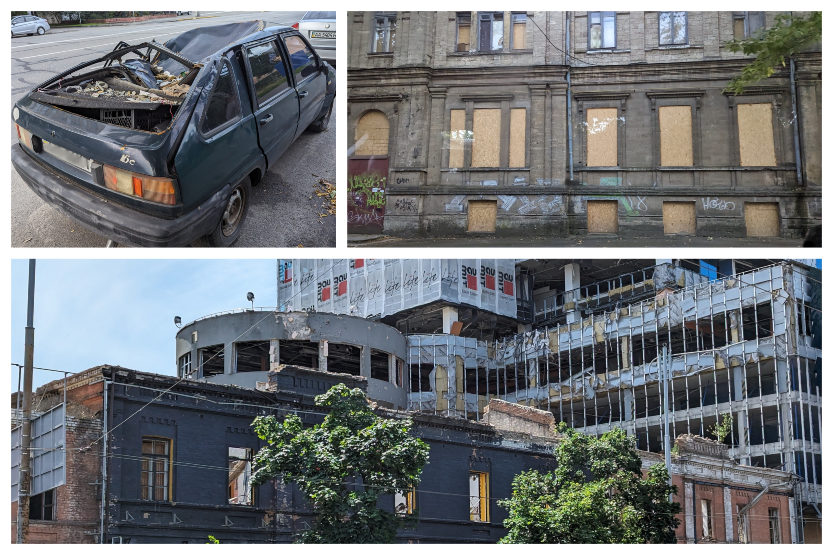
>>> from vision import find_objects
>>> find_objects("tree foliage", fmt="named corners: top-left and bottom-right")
top-left (251, 384), bottom-right (430, 543)
top-left (708, 413), bottom-right (733, 444)
top-left (724, 12), bottom-right (821, 94)
top-left (499, 425), bottom-right (680, 544)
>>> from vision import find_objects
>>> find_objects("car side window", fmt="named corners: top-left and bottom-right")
top-left (245, 41), bottom-right (290, 105)
top-left (201, 60), bottom-right (242, 136)
top-left (282, 35), bottom-right (318, 82)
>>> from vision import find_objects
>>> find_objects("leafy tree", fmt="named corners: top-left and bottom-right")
top-left (499, 425), bottom-right (680, 544)
top-left (251, 384), bottom-right (430, 543)
top-left (708, 413), bottom-right (733, 444)
top-left (724, 12), bottom-right (821, 94)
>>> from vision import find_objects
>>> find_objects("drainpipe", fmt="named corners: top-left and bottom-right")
top-left (790, 12), bottom-right (804, 187)
top-left (566, 12), bottom-right (574, 181)
top-left (789, 57), bottom-right (804, 186)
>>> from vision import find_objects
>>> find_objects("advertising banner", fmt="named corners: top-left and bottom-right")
top-left (278, 259), bottom-right (517, 319)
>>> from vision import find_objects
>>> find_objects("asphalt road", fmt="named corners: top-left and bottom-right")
top-left (11, 11), bottom-right (337, 248)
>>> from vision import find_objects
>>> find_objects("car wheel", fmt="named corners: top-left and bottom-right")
top-left (36, 27), bottom-right (45, 35)
top-left (206, 176), bottom-right (251, 247)
top-left (309, 100), bottom-right (333, 132)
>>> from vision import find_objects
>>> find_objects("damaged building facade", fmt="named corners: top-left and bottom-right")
top-left (347, 12), bottom-right (821, 239)
top-left (10, 258), bottom-right (820, 543)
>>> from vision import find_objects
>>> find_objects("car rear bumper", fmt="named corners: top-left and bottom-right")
top-left (12, 143), bottom-right (228, 247)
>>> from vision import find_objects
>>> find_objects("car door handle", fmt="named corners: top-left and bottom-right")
top-left (299, 91), bottom-right (309, 98)
top-left (259, 114), bottom-right (273, 125)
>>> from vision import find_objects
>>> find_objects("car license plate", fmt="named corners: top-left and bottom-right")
top-left (310, 31), bottom-right (335, 39)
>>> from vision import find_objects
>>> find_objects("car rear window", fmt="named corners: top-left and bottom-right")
top-left (303, 12), bottom-right (335, 20)
top-left (283, 35), bottom-right (317, 82)
top-left (201, 61), bottom-right (241, 136)
top-left (246, 41), bottom-right (290, 104)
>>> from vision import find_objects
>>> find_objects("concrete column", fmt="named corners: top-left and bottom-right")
top-left (623, 389), bottom-right (634, 421)
top-left (736, 409), bottom-right (750, 465)
top-left (269, 339), bottom-right (280, 371)
top-left (684, 481), bottom-right (695, 543)
top-left (225, 342), bottom-right (235, 375)
top-left (788, 497), bottom-right (797, 544)
top-left (564, 262), bottom-right (581, 324)
top-left (723, 486), bottom-right (734, 543)
top-left (442, 306), bottom-right (459, 333)
top-left (388, 353), bottom-right (395, 384)
top-left (319, 340), bottom-right (328, 373)
top-left (360, 345), bottom-right (371, 378)
top-left (426, 87), bottom-right (448, 186)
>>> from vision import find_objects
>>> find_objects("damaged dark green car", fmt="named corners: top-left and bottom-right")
top-left (12, 21), bottom-right (335, 247)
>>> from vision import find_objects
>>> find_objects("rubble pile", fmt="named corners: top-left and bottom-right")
top-left (68, 64), bottom-right (190, 104)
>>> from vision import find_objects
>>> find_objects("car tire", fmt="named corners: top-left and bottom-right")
top-left (37, 27), bottom-right (45, 35)
top-left (309, 100), bottom-right (333, 133)
top-left (205, 176), bottom-right (252, 247)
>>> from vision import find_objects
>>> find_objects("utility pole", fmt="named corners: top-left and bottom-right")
top-left (661, 343), bottom-right (673, 503)
top-left (16, 259), bottom-right (36, 544)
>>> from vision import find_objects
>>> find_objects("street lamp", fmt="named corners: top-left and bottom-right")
top-left (247, 292), bottom-right (255, 310)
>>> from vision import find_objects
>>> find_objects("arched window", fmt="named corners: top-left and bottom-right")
top-left (355, 110), bottom-right (389, 156)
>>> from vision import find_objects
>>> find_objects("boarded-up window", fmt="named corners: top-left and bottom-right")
top-left (457, 13), bottom-right (471, 51)
top-left (745, 202), bottom-right (780, 237)
top-left (587, 200), bottom-right (618, 233)
top-left (587, 108), bottom-right (618, 166)
top-left (512, 14), bottom-right (527, 49)
top-left (659, 105), bottom-right (693, 166)
top-left (467, 200), bottom-right (497, 232)
top-left (663, 202), bottom-right (696, 235)
top-left (471, 109), bottom-right (501, 167)
top-left (509, 108), bottom-right (526, 167)
top-left (449, 110), bottom-right (466, 168)
top-left (737, 103), bottom-right (776, 166)
top-left (355, 110), bottom-right (389, 156)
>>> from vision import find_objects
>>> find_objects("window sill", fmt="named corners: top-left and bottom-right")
top-left (367, 52), bottom-right (394, 57)
top-left (586, 49), bottom-right (630, 54)
top-left (448, 49), bottom-right (532, 57)
top-left (444, 167), bottom-right (530, 172)
top-left (654, 44), bottom-right (695, 50)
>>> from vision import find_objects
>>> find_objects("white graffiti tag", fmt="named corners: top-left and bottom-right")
top-left (701, 197), bottom-right (736, 211)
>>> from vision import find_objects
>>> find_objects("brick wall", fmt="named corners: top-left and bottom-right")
top-left (11, 416), bottom-right (103, 544)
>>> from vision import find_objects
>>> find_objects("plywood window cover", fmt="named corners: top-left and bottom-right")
top-left (737, 103), bottom-right (777, 167)
top-left (662, 201), bottom-right (696, 236)
top-left (658, 105), bottom-right (694, 167)
top-left (467, 200), bottom-right (498, 233)
top-left (744, 202), bottom-right (780, 237)
top-left (471, 109), bottom-right (502, 168)
top-left (586, 107), bottom-right (618, 167)
top-left (355, 110), bottom-right (390, 156)
top-left (509, 108), bottom-right (526, 168)
top-left (587, 200), bottom-right (618, 234)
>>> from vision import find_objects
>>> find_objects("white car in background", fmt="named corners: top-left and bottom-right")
top-left (11, 15), bottom-right (50, 37)
top-left (294, 11), bottom-right (335, 65)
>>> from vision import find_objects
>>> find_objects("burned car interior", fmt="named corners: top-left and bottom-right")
top-left (29, 42), bottom-right (200, 132)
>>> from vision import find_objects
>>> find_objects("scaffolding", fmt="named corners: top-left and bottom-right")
top-left (406, 261), bottom-right (821, 506)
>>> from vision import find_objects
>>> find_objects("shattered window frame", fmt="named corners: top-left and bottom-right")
top-left (371, 13), bottom-right (397, 53)
top-left (768, 507), bottom-right (781, 543)
top-left (469, 471), bottom-right (489, 522)
top-left (588, 11), bottom-right (617, 50)
top-left (179, 351), bottom-right (192, 377)
top-left (658, 11), bottom-right (688, 46)
top-left (700, 498), bottom-right (713, 539)
top-left (228, 447), bottom-right (254, 506)
top-left (734, 12), bottom-right (766, 39)
top-left (141, 437), bottom-right (171, 502)
top-left (395, 486), bottom-right (415, 514)
top-left (29, 488), bottom-right (56, 521)
top-left (199, 58), bottom-right (243, 140)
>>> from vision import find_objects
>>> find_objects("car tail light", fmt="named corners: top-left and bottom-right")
top-left (16, 124), bottom-right (33, 149)
top-left (292, 22), bottom-right (299, 29)
top-left (103, 165), bottom-right (177, 205)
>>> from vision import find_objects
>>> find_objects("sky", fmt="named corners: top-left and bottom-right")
top-left (10, 259), bottom-right (277, 390)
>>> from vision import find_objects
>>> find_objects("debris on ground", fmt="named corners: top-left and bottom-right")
top-left (315, 179), bottom-right (336, 215)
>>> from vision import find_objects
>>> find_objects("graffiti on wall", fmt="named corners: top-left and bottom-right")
top-left (701, 197), bottom-right (736, 211)
top-left (348, 157), bottom-right (389, 234)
